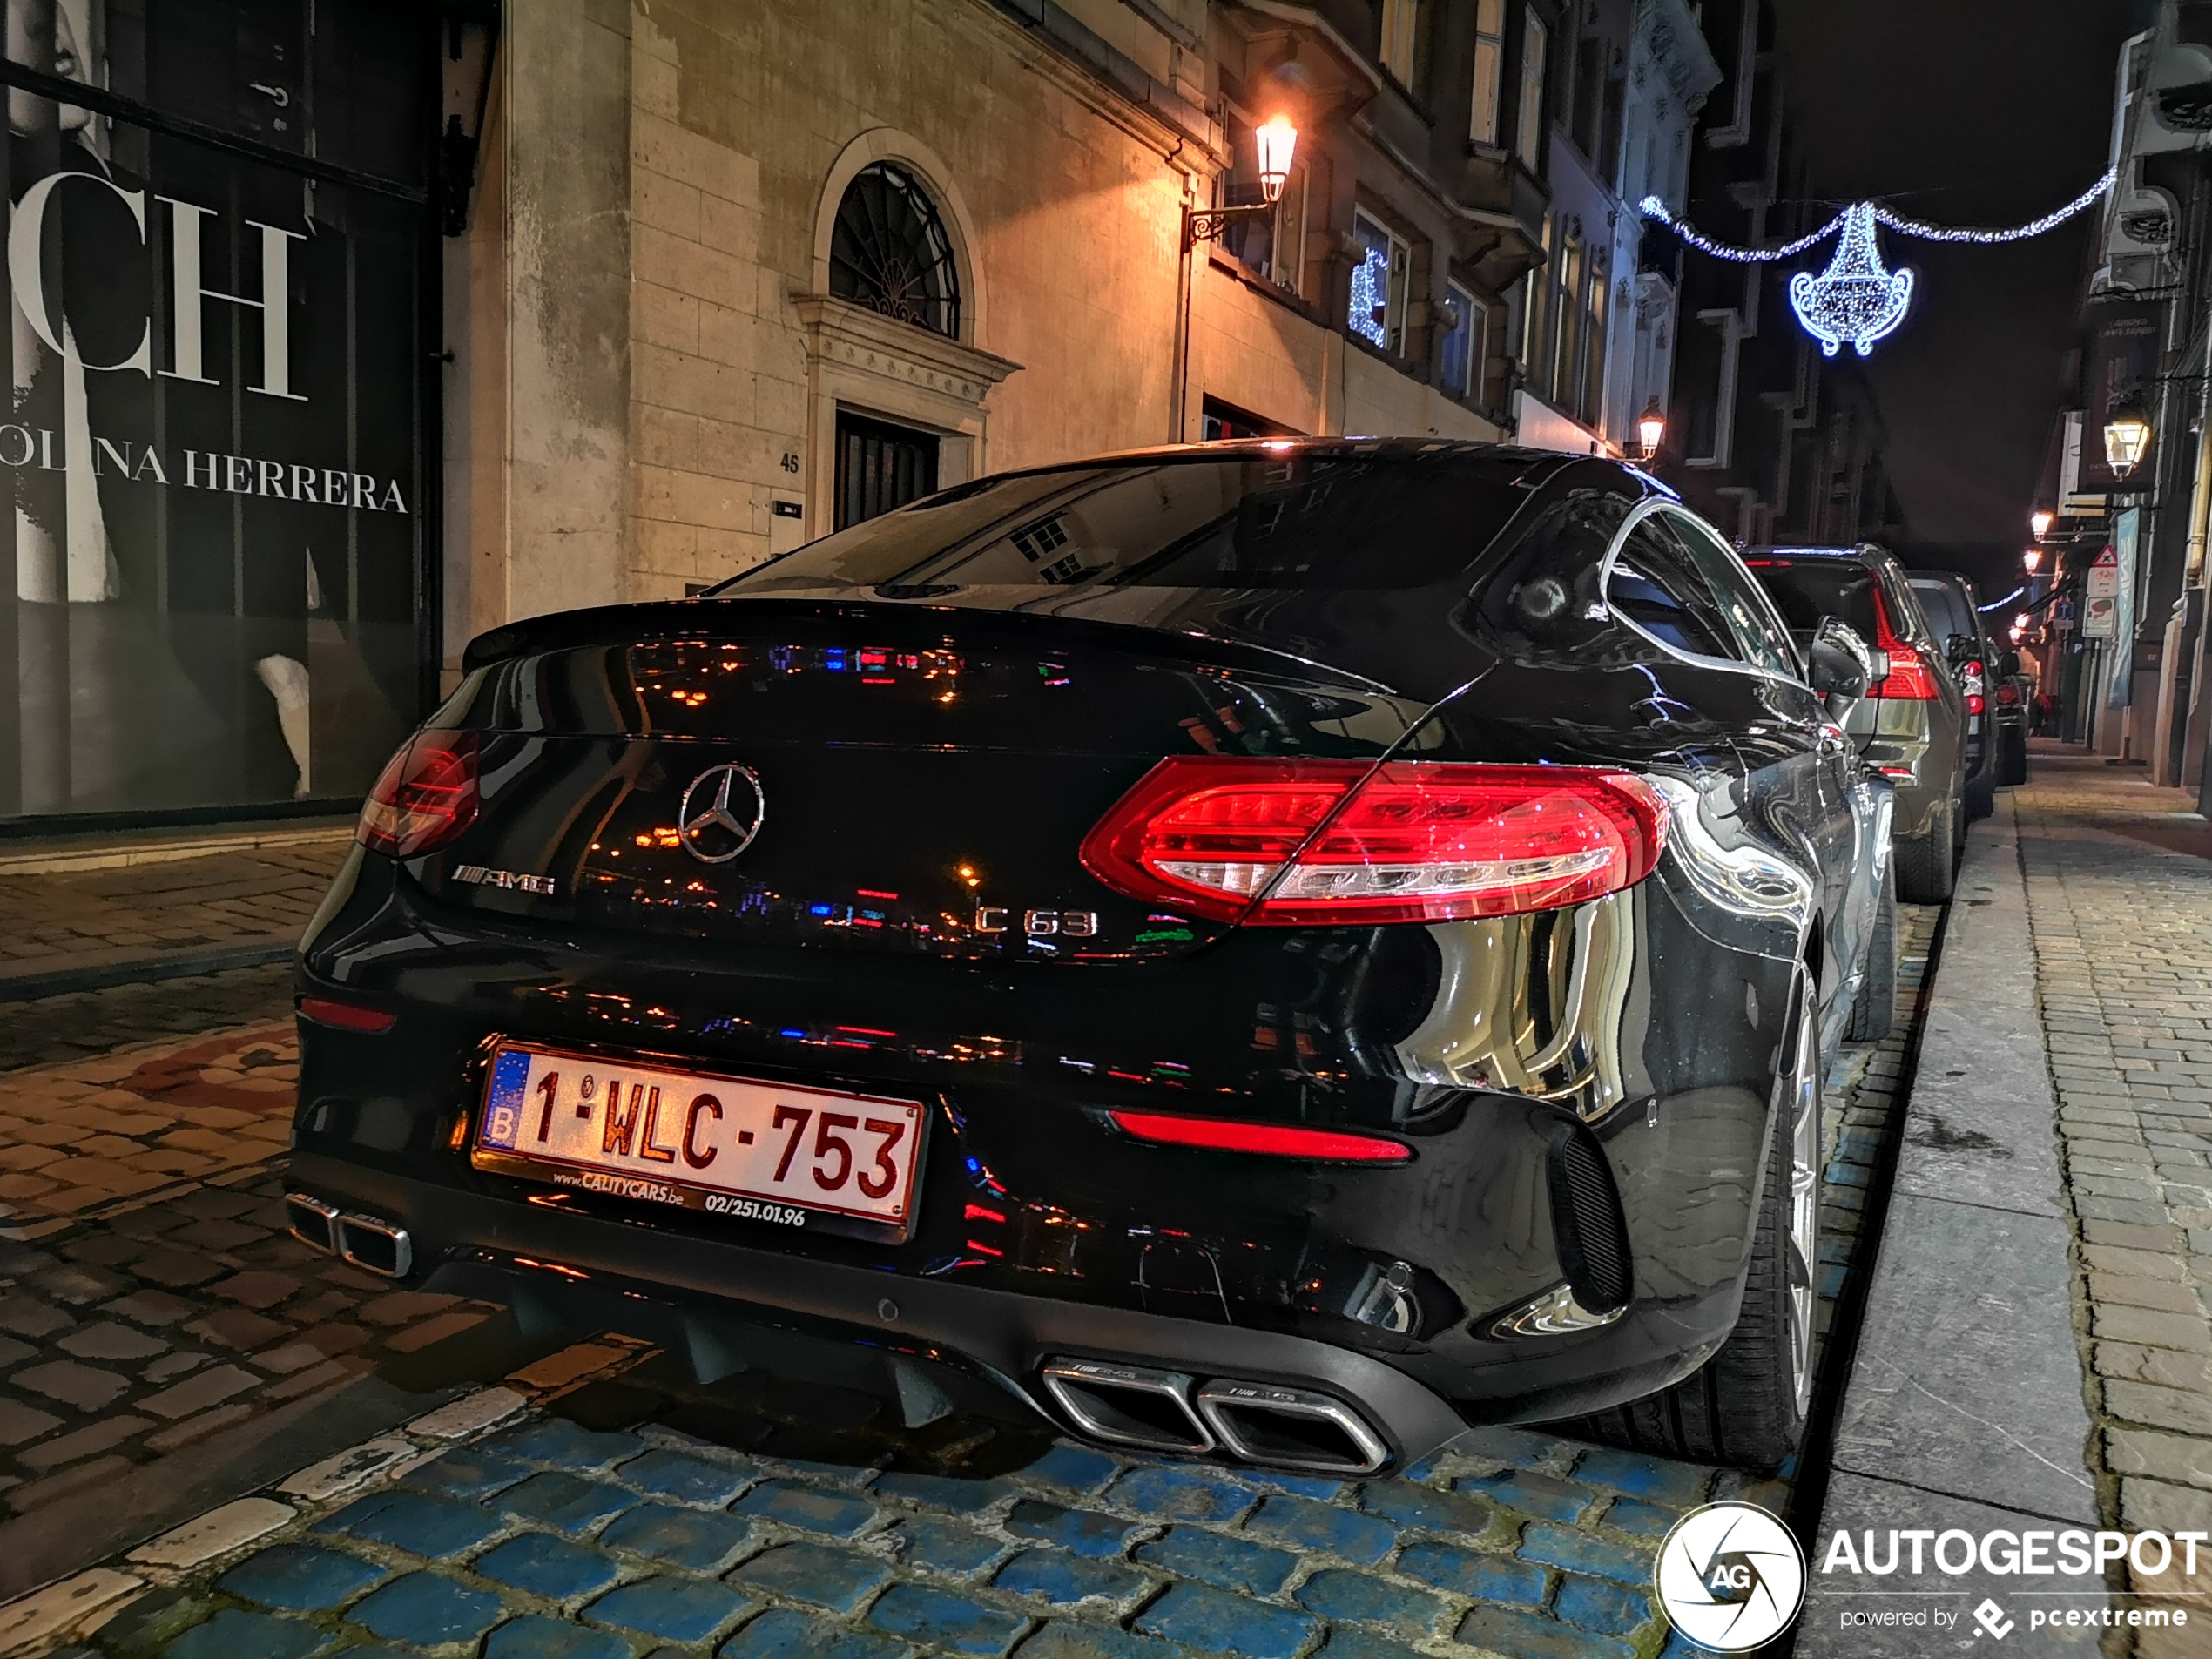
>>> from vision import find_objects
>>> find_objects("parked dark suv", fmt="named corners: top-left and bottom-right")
top-left (1908, 570), bottom-right (1999, 821)
top-left (1746, 547), bottom-right (1967, 902)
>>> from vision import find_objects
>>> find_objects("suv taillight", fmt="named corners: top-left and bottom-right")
top-left (359, 730), bottom-right (479, 858)
top-left (1079, 757), bottom-right (1669, 926)
top-left (1868, 591), bottom-right (1939, 699)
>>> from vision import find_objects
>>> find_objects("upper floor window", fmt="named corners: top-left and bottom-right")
top-left (828, 163), bottom-right (961, 339)
top-left (1349, 211), bottom-right (1411, 354)
top-left (1517, 12), bottom-right (1548, 164)
top-left (1441, 280), bottom-right (1486, 400)
top-left (1380, 0), bottom-right (1428, 91)
top-left (1471, 0), bottom-right (1506, 145)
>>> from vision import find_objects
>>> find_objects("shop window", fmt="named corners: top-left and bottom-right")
top-left (1517, 12), bottom-right (1549, 164)
top-left (829, 163), bottom-right (961, 340)
top-left (1379, 0), bottom-right (1429, 91)
top-left (1349, 211), bottom-right (1411, 354)
top-left (1471, 0), bottom-right (1506, 145)
top-left (1441, 280), bottom-right (1487, 401)
top-left (835, 411), bottom-right (940, 529)
top-left (0, 1), bottom-right (434, 821)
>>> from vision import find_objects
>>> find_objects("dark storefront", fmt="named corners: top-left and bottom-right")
top-left (0, 0), bottom-right (448, 826)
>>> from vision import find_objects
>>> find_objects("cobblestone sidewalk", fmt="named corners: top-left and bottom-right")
top-left (0, 836), bottom-right (349, 988)
top-left (2016, 753), bottom-right (2212, 1640)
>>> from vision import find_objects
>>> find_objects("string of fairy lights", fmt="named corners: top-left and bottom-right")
top-left (1639, 168), bottom-right (2120, 357)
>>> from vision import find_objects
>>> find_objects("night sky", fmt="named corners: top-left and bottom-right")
top-left (1769, 0), bottom-right (2146, 592)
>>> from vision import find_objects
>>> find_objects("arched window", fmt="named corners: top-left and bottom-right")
top-left (828, 163), bottom-right (961, 339)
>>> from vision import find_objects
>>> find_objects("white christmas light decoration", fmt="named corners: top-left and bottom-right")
top-left (1789, 205), bottom-right (1913, 357)
top-left (1638, 168), bottom-right (2117, 357)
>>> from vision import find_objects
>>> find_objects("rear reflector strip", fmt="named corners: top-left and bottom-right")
top-left (297, 996), bottom-right (397, 1035)
top-left (1106, 1110), bottom-right (1412, 1163)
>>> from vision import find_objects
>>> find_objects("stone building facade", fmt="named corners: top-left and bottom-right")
top-left (442, 0), bottom-right (1560, 686)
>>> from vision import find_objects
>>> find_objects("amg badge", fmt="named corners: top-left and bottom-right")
top-left (453, 864), bottom-right (557, 896)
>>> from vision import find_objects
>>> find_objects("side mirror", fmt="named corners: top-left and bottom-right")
top-left (1946, 631), bottom-right (1976, 665)
top-left (1808, 617), bottom-right (1876, 705)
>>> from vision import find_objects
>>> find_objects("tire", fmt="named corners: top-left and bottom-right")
top-left (1845, 876), bottom-right (1896, 1044)
top-left (1966, 766), bottom-right (1995, 822)
top-left (2000, 724), bottom-right (2028, 786)
top-left (1576, 971), bottom-right (1821, 1470)
top-left (1893, 794), bottom-right (1957, 904)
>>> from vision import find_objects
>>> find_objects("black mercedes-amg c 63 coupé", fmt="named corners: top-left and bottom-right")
top-left (287, 440), bottom-right (1893, 1475)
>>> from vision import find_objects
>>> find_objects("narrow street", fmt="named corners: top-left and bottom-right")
top-left (0, 786), bottom-right (1948, 1656)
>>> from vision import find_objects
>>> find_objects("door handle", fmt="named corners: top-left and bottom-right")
top-left (249, 82), bottom-right (291, 108)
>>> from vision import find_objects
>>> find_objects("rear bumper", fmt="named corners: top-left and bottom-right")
top-left (289, 1149), bottom-right (1474, 1470)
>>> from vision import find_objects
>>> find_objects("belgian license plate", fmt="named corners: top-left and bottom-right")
top-left (472, 1043), bottom-right (925, 1237)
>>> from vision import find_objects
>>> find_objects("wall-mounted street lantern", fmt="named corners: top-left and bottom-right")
top-left (2030, 509), bottom-right (2054, 538)
top-left (1185, 116), bottom-right (1299, 246)
top-left (2023, 547), bottom-right (2042, 572)
top-left (1636, 398), bottom-right (1666, 461)
top-left (2105, 392), bottom-right (2153, 480)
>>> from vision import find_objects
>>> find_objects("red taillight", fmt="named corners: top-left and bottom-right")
top-left (1867, 593), bottom-right (1938, 699)
top-left (1997, 682), bottom-right (2021, 706)
top-left (297, 995), bottom-right (397, 1034)
top-left (1079, 756), bottom-right (1669, 926)
top-left (1966, 693), bottom-right (1986, 716)
top-left (1106, 1110), bottom-right (1412, 1163)
top-left (359, 730), bottom-right (479, 858)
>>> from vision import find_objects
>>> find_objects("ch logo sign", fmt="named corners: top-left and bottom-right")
top-left (7, 170), bottom-right (305, 401)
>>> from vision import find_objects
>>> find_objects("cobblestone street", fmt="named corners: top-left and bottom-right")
top-left (0, 813), bottom-right (1946, 1658)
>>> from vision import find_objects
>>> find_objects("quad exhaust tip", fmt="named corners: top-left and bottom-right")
top-left (1041, 1357), bottom-right (1389, 1475)
top-left (287, 1192), bottom-right (413, 1279)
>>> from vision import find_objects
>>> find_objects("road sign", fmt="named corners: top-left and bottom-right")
top-left (2084, 547), bottom-right (2121, 638)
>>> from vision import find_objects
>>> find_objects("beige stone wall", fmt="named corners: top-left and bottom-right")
top-left (1190, 258), bottom-right (1506, 442)
top-left (617, 0), bottom-right (1194, 601)
top-left (457, 0), bottom-right (1511, 631)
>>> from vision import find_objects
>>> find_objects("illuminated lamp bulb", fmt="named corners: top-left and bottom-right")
top-left (1254, 116), bottom-right (1298, 205)
top-left (2105, 394), bottom-right (2152, 480)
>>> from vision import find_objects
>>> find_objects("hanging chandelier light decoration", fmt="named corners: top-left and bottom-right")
top-left (1640, 168), bottom-right (2117, 358)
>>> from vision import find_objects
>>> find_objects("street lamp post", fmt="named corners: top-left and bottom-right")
top-left (2105, 393), bottom-right (2153, 482)
top-left (1636, 398), bottom-right (1666, 462)
top-left (1183, 116), bottom-right (1298, 247)
top-left (1173, 117), bottom-right (1299, 442)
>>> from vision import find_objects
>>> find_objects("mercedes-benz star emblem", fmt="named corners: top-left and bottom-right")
top-left (677, 763), bottom-right (765, 865)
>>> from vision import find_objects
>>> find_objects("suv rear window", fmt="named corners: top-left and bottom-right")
top-left (1743, 557), bottom-right (1881, 642)
top-left (711, 451), bottom-right (1552, 597)
top-left (1909, 577), bottom-right (1975, 644)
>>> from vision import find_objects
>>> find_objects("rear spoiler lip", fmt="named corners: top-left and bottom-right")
top-left (460, 594), bottom-right (1399, 696)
